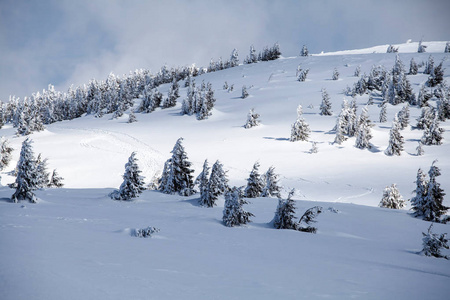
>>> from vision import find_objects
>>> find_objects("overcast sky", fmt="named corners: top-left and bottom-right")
top-left (0, 0), bottom-right (449, 101)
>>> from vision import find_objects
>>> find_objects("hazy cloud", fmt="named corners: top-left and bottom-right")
top-left (1, 0), bottom-right (449, 101)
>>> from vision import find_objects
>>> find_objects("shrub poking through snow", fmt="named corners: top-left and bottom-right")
top-left (421, 224), bottom-right (449, 259)
top-left (298, 206), bottom-right (323, 233)
top-left (48, 169), bottom-right (64, 188)
top-left (379, 184), bottom-right (405, 209)
top-left (133, 226), bottom-right (160, 238)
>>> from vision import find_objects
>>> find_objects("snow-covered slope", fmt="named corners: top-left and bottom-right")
top-left (1, 41), bottom-right (449, 299)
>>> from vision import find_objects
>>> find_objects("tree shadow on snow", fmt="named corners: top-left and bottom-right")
top-left (367, 145), bottom-right (382, 153)
top-left (263, 137), bottom-right (290, 141)
top-left (183, 198), bottom-right (202, 207)
top-left (0, 197), bottom-right (11, 203)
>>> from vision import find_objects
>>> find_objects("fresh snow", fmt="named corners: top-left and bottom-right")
top-left (1, 41), bottom-right (449, 299)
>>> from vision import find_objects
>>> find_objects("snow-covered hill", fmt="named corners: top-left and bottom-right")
top-left (1, 41), bottom-right (449, 299)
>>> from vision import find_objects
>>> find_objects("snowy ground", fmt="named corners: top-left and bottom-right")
top-left (1, 41), bottom-right (450, 299)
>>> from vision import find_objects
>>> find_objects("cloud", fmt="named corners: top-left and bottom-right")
top-left (0, 0), bottom-right (449, 101)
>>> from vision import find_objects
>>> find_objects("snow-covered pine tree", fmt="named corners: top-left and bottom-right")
top-left (320, 88), bottom-right (333, 116)
top-left (48, 169), bottom-right (64, 188)
top-left (445, 41), bottom-right (450, 53)
top-left (290, 105), bottom-right (310, 142)
top-left (246, 45), bottom-right (258, 64)
top-left (418, 40), bottom-right (427, 53)
top-left (223, 186), bottom-right (254, 227)
top-left (379, 183), bottom-right (405, 209)
top-left (397, 104), bottom-right (410, 130)
top-left (159, 138), bottom-right (195, 196)
top-left (367, 95), bottom-right (374, 105)
top-left (244, 161), bottom-right (264, 198)
top-left (300, 45), bottom-right (309, 57)
top-left (35, 154), bottom-right (50, 189)
top-left (110, 152), bottom-right (145, 201)
top-left (244, 108), bottom-right (260, 128)
top-left (11, 138), bottom-right (40, 203)
top-left (424, 55), bottom-right (434, 75)
top-left (261, 166), bottom-right (281, 198)
top-left (421, 114), bottom-right (444, 146)
top-left (379, 102), bottom-right (388, 123)
top-left (386, 45), bottom-right (398, 53)
top-left (354, 65), bottom-right (361, 77)
top-left (411, 168), bottom-right (428, 218)
top-left (421, 224), bottom-right (449, 259)
top-left (273, 189), bottom-right (298, 230)
top-left (0, 137), bottom-right (13, 171)
top-left (127, 112), bottom-right (137, 123)
top-left (196, 159), bottom-right (210, 207)
top-left (355, 106), bottom-right (373, 149)
top-left (422, 161), bottom-right (448, 222)
top-left (416, 142), bottom-right (424, 156)
top-left (203, 160), bottom-right (228, 207)
top-left (223, 81), bottom-right (228, 90)
top-left (309, 141), bottom-right (318, 154)
top-left (298, 206), bottom-right (323, 233)
top-left (408, 58), bottom-right (418, 75)
top-left (229, 49), bottom-right (239, 68)
top-left (426, 61), bottom-right (444, 87)
top-left (162, 79), bottom-right (179, 108)
top-left (297, 68), bottom-right (309, 82)
top-left (385, 114), bottom-right (404, 156)
top-left (346, 98), bottom-right (358, 137)
top-left (353, 75), bottom-right (367, 96)
top-left (334, 114), bottom-right (347, 144)
top-left (332, 68), bottom-right (339, 80)
top-left (241, 85), bottom-right (249, 99)
top-left (416, 106), bottom-right (434, 130)
top-left (417, 84), bottom-right (432, 107)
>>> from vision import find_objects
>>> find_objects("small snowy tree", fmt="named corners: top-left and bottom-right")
top-left (309, 141), bottom-right (318, 154)
top-left (290, 105), bottom-right (310, 142)
top-left (332, 68), bottom-right (339, 80)
top-left (385, 114), bottom-right (404, 156)
top-left (387, 45), bottom-right (398, 53)
top-left (354, 65), bottom-right (361, 77)
top-left (397, 104), bottom-right (410, 130)
top-left (300, 45), bottom-right (309, 57)
top-left (244, 161), bottom-right (264, 198)
top-left (445, 42), bottom-right (450, 53)
top-left (298, 206), bottom-right (323, 233)
top-left (411, 168), bottom-right (428, 218)
top-left (127, 112), bottom-right (137, 123)
top-left (408, 58), bottom-right (418, 75)
top-left (422, 161), bottom-right (448, 222)
top-left (273, 189), bottom-right (299, 230)
top-left (379, 184), bottom-right (405, 209)
top-left (418, 40), bottom-right (427, 53)
top-left (424, 55), bottom-right (434, 75)
top-left (223, 186), bottom-right (254, 227)
top-left (11, 138), bottom-right (40, 203)
top-left (261, 166), bottom-right (281, 198)
top-left (241, 85), bottom-right (249, 99)
top-left (196, 159), bottom-right (210, 207)
top-left (35, 154), bottom-right (50, 189)
top-left (421, 224), bottom-right (449, 259)
top-left (426, 61), bottom-right (444, 88)
top-left (320, 88), bottom-right (333, 116)
top-left (421, 114), bottom-right (444, 146)
top-left (297, 68), bottom-right (309, 82)
top-left (416, 142), bottom-right (424, 156)
top-left (229, 48), bottom-right (239, 68)
top-left (416, 106), bottom-right (434, 129)
top-left (48, 169), bottom-right (64, 188)
top-left (244, 108), bottom-right (260, 128)
top-left (379, 102), bottom-right (388, 123)
top-left (110, 152), bottom-right (145, 201)
top-left (202, 160), bottom-right (228, 207)
top-left (355, 106), bottom-right (373, 149)
top-left (0, 138), bottom-right (13, 171)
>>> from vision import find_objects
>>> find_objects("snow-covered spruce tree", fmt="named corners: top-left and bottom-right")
top-left (379, 102), bottom-right (388, 123)
top-left (417, 84), bottom-right (432, 107)
top-left (223, 186), bottom-right (254, 227)
top-left (355, 106), bottom-right (373, 150)
top-left (445, 41), bottom-right (450, 53)
top-left (385, 114), bottom-right (404, 156)
top-left (0, 137), bottom-right (13, 171)
top-left (244, 161), bottom-right (264, 198)
top-left (245, 45), bottom-right (258, 64)
top-left (334, 114), bottom-right (347, 145)
top-left (367, 95), bottom-right (374, 105)
top-left (261, 166), bottom-right (281, 198)
top-left (386, 45), bottom-right (398, 53)
top-left (411, 168), bottom-right (428, 218)
top-left (418, 40), bottom-right (427, 53)
top-left (332, 68), bottom-right (339, 80)
top-left (244, 108), bottom-right (260, 128)
top-left (346, 98), bottom-right (358, 137)
top-left (223, 81), bottom-right (228, 90)
top-left (290, 105), bottom-right (310, 142)
top-left (196, 159), bottom-right (210, 207)
top-left (298, 206), bottom-right (323, 233)
top-left (426, 61), bottom-right (444, 88)
top-left (273, 189), bottom-right (299, 230)
top-left (421, 224), bottom-right (449, 259)
top-left (110, 152), bottom-right (145, 201)
top-left (421, 114), bottom-right (444, 146)
top-left (397, 104), bottom-right (410, 130)
top-left (416, 106), bottom-right (434, 130)
top-left (241, 85), bottom-right (249, 99)
top-left (354, 65), bottom-right (361, 77)
top-left (162, 79), bottom-right (180, 108)
top-left (36, 154), bottom-right (50, 189)
top-left (309, 141), bottom-right (318, 154)
top-left (127, 112), bottom-right (137, 123)
top-left (408, 58), bottom-right (418, 75)
top-left (202, 160), bottom-right (228, 207)
top-left (159, 138), bottom-right (195, 196)
top-left (320, 88), bottom-right (333, 116)
top-left (11, 138), bottom-right (40, 203)
top-left (353, 75), bottom-right (367, 96)
top-left (424, 55), bottom-right (434, 75)
top-left (48, 169), bottom-right (64, 188)
top-left (229, 48), bottom-right (239, 68)
top-left (297, 68), bottom-right (309, 82)
top-left (300, 45), bottom-right (309, 57)
top-left (422, 161), bottom-right (448, 222)
top-left (379, 184), bottom-right (405, 209)
top-left (416, 142), bottom-right (424, 156)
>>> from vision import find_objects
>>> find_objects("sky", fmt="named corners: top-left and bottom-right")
top-left (0, 0), bottom-right (449, 102)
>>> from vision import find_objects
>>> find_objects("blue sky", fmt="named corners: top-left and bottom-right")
top-left (0, 0), bottom-right (449, 101)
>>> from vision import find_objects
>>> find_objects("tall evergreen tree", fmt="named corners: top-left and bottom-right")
top-left (397, 104), bottom-right (410, 130)
top-left (355, 106), bottom-right (373, 149)
top-left (110, 152), bottom-right (146, 201)
top-left (320, 88), bottom-right (333, 116)
top-left (385, 114), bottom-right (404, 156)
top-left (411, 168), bottom-right (428, 218)
top-left (261, 166), bottom-right (281, 198)
top-left (196, 159), bottom-right (210, 207)
top-left (202, 160), bottom-right (228, 207)
top-left (379, 184), bottom-right (405, 209)
top-left (408, 58), bottom-right (418, 75)
top-left (416, 106), bottom-right (434, 130)
top-left (426, 61), bottom-right (444, 87)
top-left (290, 105), bottom-right (310, 142)
top-left (421, 114), bottom-right (444, 146)
top-left (229, 49), bottom-right (239, 68)
top-left (244, 161), bottom-right (264, 198)
top-left (422, 161), bottom-right (448, 222)
top-left (11, 138), bottom-right (40, 203)
top-left (379, 102), bottom-right (388, 123)
top-left (223, 187), bottom-right (254, 227)
top-left (0, 138), bottom-right (13, 171)
top-left (424, 55), bottom-right (434, 75)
